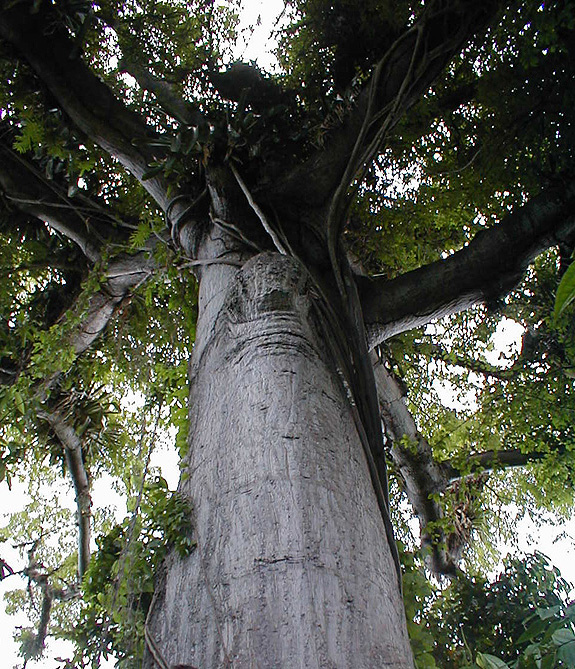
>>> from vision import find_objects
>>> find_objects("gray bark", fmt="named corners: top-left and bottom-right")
top-left (359, 179), bottom-right (575, 347)
top-left (373, 357), bottom-right (457, 576)
top-left (144, 244), bottom-right (414, 668)
top-left (39, 410), bottom-right (92, 579)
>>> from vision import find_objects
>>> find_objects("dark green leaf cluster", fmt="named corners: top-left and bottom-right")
top-left (346, 0), bottom-right (575, 279)
top-left (427, 553), bottom-right (574, 668)
top-left (73, 476), bottom-right (194, 667)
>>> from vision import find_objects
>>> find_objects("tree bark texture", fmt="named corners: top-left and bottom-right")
top-left (144, 247), bottom-right (414, 668)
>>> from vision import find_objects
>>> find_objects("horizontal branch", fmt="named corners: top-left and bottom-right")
top-left (420, 340), bottom-right (521, 381)
top-left (445, 446), bottom-right (562, 483)
top-left (360, 178), bottom-right (575, 346)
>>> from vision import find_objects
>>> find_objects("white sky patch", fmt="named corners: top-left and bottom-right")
top-left (430, 316), bottom-right (525, 411)
top-left (485, 317), bottom-right (524, 366)
top-left (233, 0), bottom-right (286, 69)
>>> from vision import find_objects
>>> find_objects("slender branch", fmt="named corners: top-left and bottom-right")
top-left (421, 340), bottom-right (521, 381)
top-left (359, 178), bottom-right (575, 347)
top-left (38, 410), bottom-right (91, 579)
top-left (230, 164), bottom-right (288, 255)
top-left (446, 447), bottom-right (562, 482)
top-left (21, 541), bottom-right (79, 661)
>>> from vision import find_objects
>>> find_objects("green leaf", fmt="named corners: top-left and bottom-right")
top-left (13, 391), bottom-right (25, 416)
top-left (554, 260), bottom-right (575, 321)
top-left (536, 605), bottom-right (561, 620)
top-left (141, 164), bottom-right (165, 181)
top-left (518, 616), bottom-right (553, 644)
top-left (557, 637), bottom-right (575, 664)
top-left (552, 627), bottom-right (575, 646)
top-left (475, 653), bottom-right (511, 669)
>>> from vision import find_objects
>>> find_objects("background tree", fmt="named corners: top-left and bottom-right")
top-left (0, 0), bottom-right (575, 667)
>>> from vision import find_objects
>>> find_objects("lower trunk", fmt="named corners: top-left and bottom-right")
top-left (144, 249), bottom-right (414, 668)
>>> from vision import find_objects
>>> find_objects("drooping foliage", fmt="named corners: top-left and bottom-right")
top-left (0, 0), bottom-right (574, 666)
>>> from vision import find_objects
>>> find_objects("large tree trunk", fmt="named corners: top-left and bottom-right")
top-left (144, 239), bottom-right (414, 667)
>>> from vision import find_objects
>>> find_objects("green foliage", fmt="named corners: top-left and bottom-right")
top-left (399, 543), bottom-right (438, 669)
top-left (555, 260), bottom-right (575, 322)
top-left (427, 553), bottom-right (574, 669)
top-left (68, 476), bottom-right (194, 667)
top-left (399, 548), bottom-right (575, 669)
top-left (1, 0), bottom-right (575, 665)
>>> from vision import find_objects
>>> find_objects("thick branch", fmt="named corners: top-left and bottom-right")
top-left (120, 56), bottom-right (204, 127)
top-left (0, 139), bottom-right (125, 262)
top-left (360, 179), bottom-right (575, 346)
top-left (373, 354), bottom-right (458, 575)
top-left (1, 250), bottom-right (156, 391)
top-left (376, 349), bottom-right (568, 574)
top-left (25, 577), bottom-right (53, 660)
top-left (65, 253), bottom-right (156, 361)
top-left (0, 4), bottom-right (171, 209)
top-left (0, 135), bottom-right (159, 389)
top-left (270, 0), bottom-right (500, 208)
top-left (38, 410), bottom-right (91, 579)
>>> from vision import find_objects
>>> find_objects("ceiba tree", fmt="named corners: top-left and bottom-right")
top-left (0, 0), bottom-right (574, 667)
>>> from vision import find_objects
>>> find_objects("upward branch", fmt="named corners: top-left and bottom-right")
top-left (374, 355), bottom-right (458, 575)
top-left (270, 0), bottom-right (500, 210)
top-left (0, 3), bottom-right (172, 209)
top-left (38, 409), bottom-right (92, 579)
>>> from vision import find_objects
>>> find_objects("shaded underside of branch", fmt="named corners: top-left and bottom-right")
top-left (0, 137), bottom-right (129, 263)
top-left (360, 179), bottom-right (575, 347)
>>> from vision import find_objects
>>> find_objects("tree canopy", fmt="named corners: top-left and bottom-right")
top-left (0, 0), bottom-right (575, 666)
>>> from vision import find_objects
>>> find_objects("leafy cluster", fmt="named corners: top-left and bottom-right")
top-left (428, 553), bottom-right (575, 668)
top-left (69, 476), bottom-right (194, 667)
